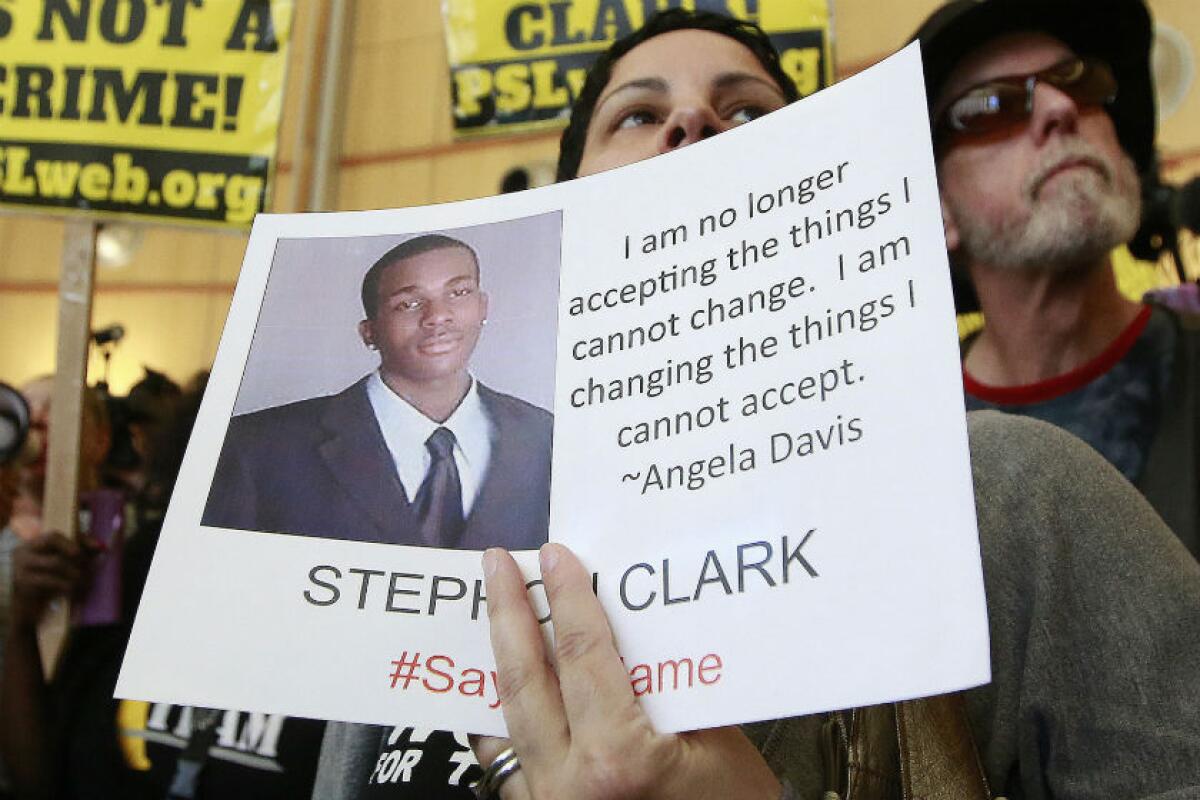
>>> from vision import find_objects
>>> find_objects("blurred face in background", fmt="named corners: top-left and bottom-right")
top-left (8, 378), bottom-right (112, 538)
top-left (20, 376), bottom-right (53, 488)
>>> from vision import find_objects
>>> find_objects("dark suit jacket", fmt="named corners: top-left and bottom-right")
top-left (201, 377), bottom-right (552, 549)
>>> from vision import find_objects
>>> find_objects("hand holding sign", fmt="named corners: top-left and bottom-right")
top-left (472, 544), bottom-right (781, 800)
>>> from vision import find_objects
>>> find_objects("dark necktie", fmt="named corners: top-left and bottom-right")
top-left (413, 427), bottom-right (465, 546)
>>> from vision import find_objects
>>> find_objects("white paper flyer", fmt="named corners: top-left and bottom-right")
top-left (118, 43), bottom-right (989, 736)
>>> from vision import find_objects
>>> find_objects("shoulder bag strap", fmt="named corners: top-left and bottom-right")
top-left (894, 694), bottom-right (992, 800)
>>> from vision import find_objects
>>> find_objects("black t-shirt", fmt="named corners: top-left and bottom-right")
top-left (54, 625), bottom-right (326, 800)
top-left (964, 304), bottom-right (1176, 483)
top-left (48, 527), bottom-right (325, 799)
top-left (360, 726), bottom-right (482, 798)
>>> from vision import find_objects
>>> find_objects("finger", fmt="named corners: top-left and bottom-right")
top-left (468, 734), bottom-right (511, 767)
top-left (27, 532), bottom-right (82, 560)
top-left (483, 548), bottom-right (569, 770)
top-left (539, 544), bottom-right (642, 736)
top-left (15, 547), bottom-right (85, 581)
top-left (15, 549), bottom-right (83, 581)
top-left (15, 570), bottom-right (77, 597)
top-left (16, 555), bottom-right (83, 587)
top-left (470, 735), bottom-right (533, 800)
top-left (19, 538), bottom-right (82, 562)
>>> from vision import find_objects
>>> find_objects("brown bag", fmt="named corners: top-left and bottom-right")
top-left (821, 693), bottom-right (993, 800)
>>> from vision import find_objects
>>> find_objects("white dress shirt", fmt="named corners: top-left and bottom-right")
top-left (365, 372), bottom-right (493, 516)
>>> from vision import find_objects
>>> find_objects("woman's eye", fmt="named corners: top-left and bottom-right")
top-left (399, 299), bottom-right (424, 311)
top-left (616, 109), bottom-right (658, 129)
top-left (729, 106), bottom-right (766, 125)
top-left (449, 286), bottom-right (473, 298)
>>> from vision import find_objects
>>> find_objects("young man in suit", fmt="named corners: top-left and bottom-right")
top-left (203, 234), bottom-right (552, 550)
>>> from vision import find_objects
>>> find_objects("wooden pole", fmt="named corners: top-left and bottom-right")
top-left (37, 218), bottom-right (98, 678)
top-left (285, 0), bottom-right (325, 213)
top-left (309, 0), bottom-right (351, 211)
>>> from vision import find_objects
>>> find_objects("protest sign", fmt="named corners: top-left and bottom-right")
top-left (443, 0), bottom-right (831, 137)
top-left (118, 43), bottom-right (989, 736)
top-left (0, 0), bottom-right (292, 227)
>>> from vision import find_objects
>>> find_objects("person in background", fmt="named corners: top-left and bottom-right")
top-left (5, 379), bottom-right (111, 545)
top-left (0, 383), bottom-right (26, 800)
top-left (0, 377), bottom-right (113, 752)
top-left (103, 368), bottom-right (183, 504)
top-left (916, 0), bottom-right (1200, 557)
top-left (0, 386), bottom-right (327, 800)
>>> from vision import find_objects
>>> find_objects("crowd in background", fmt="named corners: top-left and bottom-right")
top-left (0, 370), bottom-right (330, 800)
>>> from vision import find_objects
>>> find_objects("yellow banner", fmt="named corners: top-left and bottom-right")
top-left (0, 0), bottom-right (293, 227)
top-left (443, 0), bottom-right (832, 139)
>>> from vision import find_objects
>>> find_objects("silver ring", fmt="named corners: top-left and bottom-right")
top-left (473, 746), bottom-right (521, 799)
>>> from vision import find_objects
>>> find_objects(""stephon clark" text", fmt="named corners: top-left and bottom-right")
top-left (301, 532), bottom-right (817, 619)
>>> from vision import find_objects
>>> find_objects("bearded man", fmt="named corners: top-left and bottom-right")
top-left (918, 0), bottom-right (1200, 558)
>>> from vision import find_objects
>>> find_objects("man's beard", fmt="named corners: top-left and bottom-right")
top-left (948, 139), bottom-right (1142, 276)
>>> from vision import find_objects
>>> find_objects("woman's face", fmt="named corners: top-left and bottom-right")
top-left (576, 29), bottom-right (789, 177)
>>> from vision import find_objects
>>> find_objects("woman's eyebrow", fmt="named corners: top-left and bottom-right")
top-left (594, 76), bottom-right (669, 116)
top-left (712, 71), bottom-right (786, 99)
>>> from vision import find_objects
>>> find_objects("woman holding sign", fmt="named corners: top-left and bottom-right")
top-left (316, 9), bottom-right (1200, 800)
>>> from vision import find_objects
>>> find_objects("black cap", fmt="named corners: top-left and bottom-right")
top-left (911, 0), bottom-right (1156, 312)
top-left (913, 0), bottom-right (1155, 172)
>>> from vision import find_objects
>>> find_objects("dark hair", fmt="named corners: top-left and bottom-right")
top-left (360, 234), bottom-right (480, 318)
top-left (556, 9), bottom-right (800, 182)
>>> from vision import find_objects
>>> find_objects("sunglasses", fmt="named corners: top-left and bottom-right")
top-left (935, 57), bottom-right (1118, 145)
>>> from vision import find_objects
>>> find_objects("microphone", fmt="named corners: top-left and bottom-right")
top-left (91, 324), bottom-right (125, 345)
